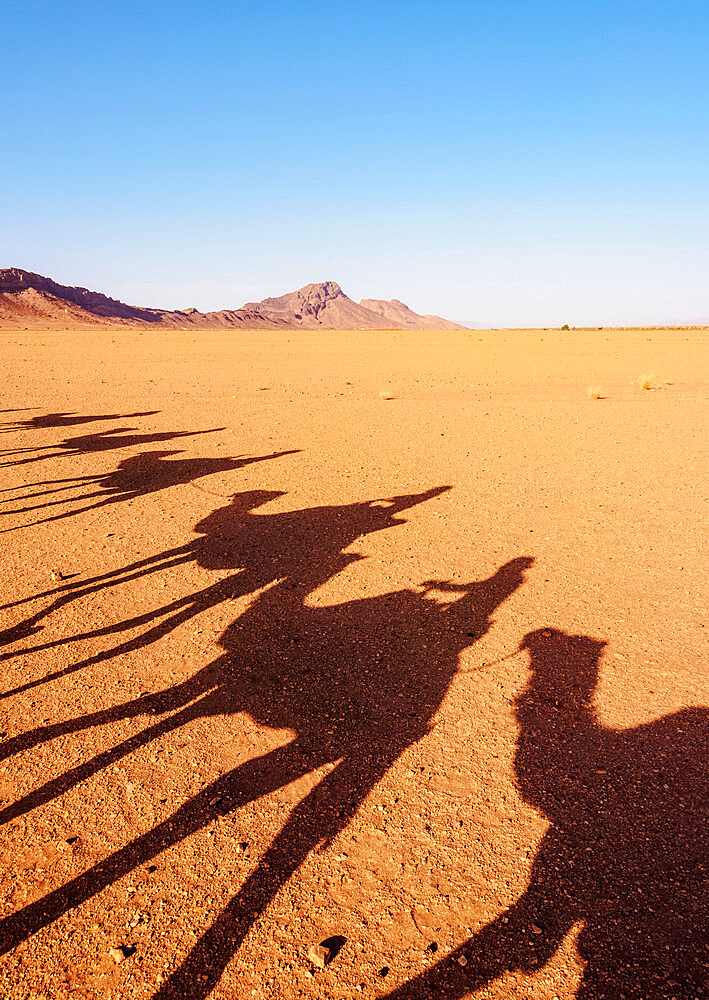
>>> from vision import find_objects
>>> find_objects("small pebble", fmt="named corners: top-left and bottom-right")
top-left (307, 943), bottom-right (331, 969)
top-left (531, 924), bottom-right (543, 935)
top-left (109, 944), bottom-right (136, 964)
top-left (457, 955), bottom-right (468, 966)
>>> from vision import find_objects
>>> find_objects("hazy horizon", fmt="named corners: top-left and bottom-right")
top-left (4, 0), bottom-right (708, 328)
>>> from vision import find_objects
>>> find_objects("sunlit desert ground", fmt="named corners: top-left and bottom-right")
top-left (0, 326), bottom-right (706, 1000)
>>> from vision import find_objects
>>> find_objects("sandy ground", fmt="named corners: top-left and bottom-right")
top-left (0, 326), bottom-right (706, 1000)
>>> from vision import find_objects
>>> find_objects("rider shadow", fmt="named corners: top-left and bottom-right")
top-left (381, 629), bottom-right (708, 1000)
top-left (0, 410), bottom-right (160, 433)
top-left (0, 450), bottom-right (298, 667)
top-left (0, 446), bottom-right (299, 533)
top-left (0, 486), bottom-right (533, 1000)
top-left (0, 424), bottom-right (225, 472)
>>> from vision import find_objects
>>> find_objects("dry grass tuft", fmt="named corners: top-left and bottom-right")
top-left (638, 374), bottom-right (654, 390)
top-left (586, 386), bottom-right (603, 399)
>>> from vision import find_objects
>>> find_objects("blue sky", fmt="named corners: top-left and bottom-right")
top-left (3, 0), bottom-right (707, 325)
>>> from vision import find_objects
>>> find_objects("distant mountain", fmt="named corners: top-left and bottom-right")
top-left (242, 281), bottom-right (384, 328)
top-left (0, 269), bottom-right (466, 331)
top-left (359, 297), bottom-right (465, 330)
top-left (0, 267), bottom-right (161, 324)
top-left (242, 281), bottom-right (467, 329)
top-left (0, 268), bottom-right (290, 329)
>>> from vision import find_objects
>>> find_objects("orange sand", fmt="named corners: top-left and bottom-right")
top-left (0, 326), bottom-right (706, 999)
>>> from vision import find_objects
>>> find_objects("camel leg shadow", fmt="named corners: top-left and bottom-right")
top-left (0, 739), bottom-right (329, 957)
top-left (154, 743), bottom-right (406, 1000)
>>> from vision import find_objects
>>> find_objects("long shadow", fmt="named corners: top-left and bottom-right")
top-left (0, 541), bottom-right (195, 678)
top-left (380, 629), bottom-right (708, 1000)
top-left (0, 447), bottom-right (299, 533)
top-left (0, 487), bottom-right (453, 760)
top-left (0, 484), bottom-right (534, 1000)
top-left (0, 454), bottom-right (298, 695)
top-left (0, 425), bottom-right (224, 472)
top-left (0, 410), bottom-right (160, 434)
top-left (0, 492), bottom-right (283, 697)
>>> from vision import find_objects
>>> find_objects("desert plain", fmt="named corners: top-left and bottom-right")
top-left (0, 324), bottom-right (706, 1000)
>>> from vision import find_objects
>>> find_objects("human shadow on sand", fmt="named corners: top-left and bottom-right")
top-left (0, 424), bottom-right (224, 473)
top-left (0, 445), bottom-right (298, 534)
top-left (380, 628), bottom-right (707, 1000)
top-left (0, 451), bottom-right (298, 694)
top-left (0, 484), bottom-right (533, 1000)
top-left (0, 410), bottom-right (160, 434)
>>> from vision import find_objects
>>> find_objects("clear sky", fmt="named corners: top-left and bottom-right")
top-left (3, 0), bottom-right (708, 326)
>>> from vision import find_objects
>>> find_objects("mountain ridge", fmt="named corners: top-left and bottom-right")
top-left (359, 297), bottom-right (464, 330)
top-left (0, 269), bottom-right (467, 330)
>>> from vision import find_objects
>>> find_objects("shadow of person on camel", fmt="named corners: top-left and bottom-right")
top-left (380, 628), bottom-right (707, 1000)
top-left (0, 446), bottom-right (298, 530)
top-left (0, 486), bottom-right (533, 1000)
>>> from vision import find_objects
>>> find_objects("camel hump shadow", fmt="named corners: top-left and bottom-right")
top-left (0, 480), bottom-right (536, 1000)
top-left (202, 553), bottom-right (535, 753)
top-left (382, 627), bottom-right (708, 1000)
top-left (180, 485), bottom-right (534, 757)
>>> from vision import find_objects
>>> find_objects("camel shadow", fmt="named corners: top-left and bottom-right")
top-left (0, 410), bottom-right (159, 432)
top-left (0, 449), bottom-right (299, 671)
top-left (0, 484), bottom-right (534, 1000)
top-left (381, 629), bottom-right (708, 999)
top-left (0, 446), bottom-right (299, 533)
top-left (0, 423), bottom-right (225, 474)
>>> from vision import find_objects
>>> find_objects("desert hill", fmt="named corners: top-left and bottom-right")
top-left (242, 281), bottom-right (383, 328)
top-left (243, 282), bottom-right (466, 330)
top-left (0, 268), bottom-right (162, 325)
top-left (0, 269), bottom-right (465, 330)
top-left (360, 297), bottom-right (465, 330)
top-left (0, 269), bottom-right (291, 329)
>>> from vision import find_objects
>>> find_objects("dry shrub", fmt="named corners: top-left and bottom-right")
top-left (378, 391), bottom-right (396, 400)
top-left (586, 386), bottom-right (603, 399)
top-left (638, 374), bottom-right (654, 390)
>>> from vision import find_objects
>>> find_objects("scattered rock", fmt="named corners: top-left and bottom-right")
top-left (308, 944), bottom-right (330, 969)
top-left (531, 924), bottom-right (543, 935)
top-left (109, 944), bottom-right (136, 964)
top-left (379, 966), bottom-right (390, 977)
top-left (49, 569), bottom-right (65, 582)
top-left (457, 955), bottom-right (468, 966)
top-left (307, 935), bottom-right (346, 969)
